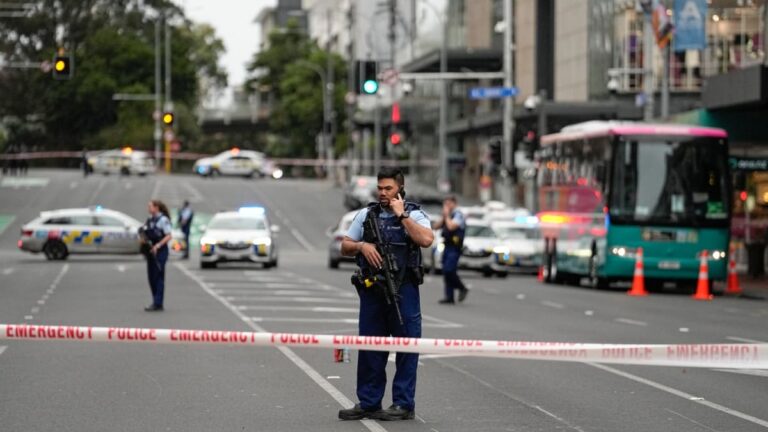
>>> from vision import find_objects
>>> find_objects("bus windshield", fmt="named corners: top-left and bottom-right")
top-left (610, 137), bottom-right (729, 226)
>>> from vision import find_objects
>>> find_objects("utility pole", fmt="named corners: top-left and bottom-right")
top-left (163, 17), bottom-right (173, 173)
top-left (502, 0), bottom-right (515, 206)
top-left (154, 14), bottom-right (162, 165)
top-left (642, 7), bottom-right (654, 120)
top-left (326, 9), bottom-right (335, 183)
top-left (438, 4), bottom-right (449, 193)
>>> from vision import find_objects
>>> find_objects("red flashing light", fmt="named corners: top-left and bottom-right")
top-left (739, 191), bottom-right (748, 201)
top-left (577, 178), bottom-right (588, 186)
top-left (391, 103), bottom-right (401, 124)
top-left (390, 133), bottom-right (402, 145)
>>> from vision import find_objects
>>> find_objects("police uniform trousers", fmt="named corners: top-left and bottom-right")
top-left (442, 247), bottom-right (465, 301)
top-left (357, 281), bottom-right (421, 411)
top-left (147, 246), bottom-right (169, 307)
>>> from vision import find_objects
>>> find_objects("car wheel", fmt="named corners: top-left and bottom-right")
top-left (244, 171), bottom-right (254, 179)
top-left (120, 167), bottom-right (130, 176)
top-left (482, 269), bottom-right (494, 278)
top-left (200, 261), bottom-right (216, 269)
top-left (43, 240), bottom-right (69, 261)
top-left (589, 251), bottom-right (609, 290)
top-left (496, 271), bottom-right (508, 278)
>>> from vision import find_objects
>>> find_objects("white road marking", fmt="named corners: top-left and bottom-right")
top-left (726, 336), bottom-right (767, 344)
top-left (31, 307), bottom-right (39, 313)
top-left (87, 179), bottom-right (107, 203)
top-left (588, 362), bottom-right (768, 429)
top-left (150, 178), bottom-right (162, 199)
top-left (117, 265), bottom-right (126, 273)
top-left (224, 296), bottom-right (357, 304)
top-left (0, 215), bottom-right (16, 237)
top-left (679, 327), bottom-right (690, 333)
top-left (182, 181), bottom-right (204, 203)
top-left (422, 314), bottom-right (464, 328)
top-left (209, 282), bottom-right (316, 289)
top-left (125, 182), bottom-right (132, 190)
top-left (70, 181), bottom-right (78, 189)
top-left (615, 318), bottom-right (648, 327)
top-left (516, 294), bottom-right (526, 300)
top-left (327, 376), bottom-right (341, 380)
top-left (250, 317), bottom-right (360, 324)
top-left (235, 306), bottom-right (358, 313)
top-left (175, 263), bottom-right (387, 432)
top-left (541, 301), bottom-right (564, 309)
top-left (2, 268), bottom-right (14, 276)
top-left (24, 315), bottom-right (33, 320)
top-left (1, 177), bottom-right (49, 188)
top-left (37, 300), bottom-right (45, 305)
top-left (290, 228), bottom-right (315, 252)
top-left (0, 345), bottom-right (5, 356)
top-left (711, 369), bottom-right (768, 378)
top-left (584, 310), bottom-right (594, 316)
top-left (665, 409), bottom-right (722, 432)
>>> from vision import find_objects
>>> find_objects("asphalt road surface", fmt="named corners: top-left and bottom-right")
top-left (1, 169), bottom-right (767, 432)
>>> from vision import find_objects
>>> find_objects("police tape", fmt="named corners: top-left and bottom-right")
top-left (1, 323), bottom-right (766, 369)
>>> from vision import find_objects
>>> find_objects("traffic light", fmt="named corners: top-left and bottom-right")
top-left (162, 112), bottom-right (174, 126)
top-left (389, 130), bottom-right (402, 146)
top-left (489, 138), bottom-right (502, 165)
top-left (52, 54), bottom-right (72, 80)
top-left (356, 60), bottom-right (379, 95)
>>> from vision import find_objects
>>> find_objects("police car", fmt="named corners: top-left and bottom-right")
top-left (193, 148), bottom-right (266, 178)
top-left (18, 207), bottom-right (144, 260)
top-left (89, 147), bottom-right (155, 176)
top-left (431, 219), bottom-right (508, 277)
top-left (489, 216), bottom-right (541, 274)
top-left (199, 207), bottom-right (279, 269)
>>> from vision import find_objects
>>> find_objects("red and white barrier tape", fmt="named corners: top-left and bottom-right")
top-left (1, 324), bottom-right (766, 369)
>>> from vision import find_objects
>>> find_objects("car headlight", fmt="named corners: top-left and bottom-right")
top-left (493, 246), bottom-right (510, 254)
top-left (610, 246), bottom-right (639, 258)
top-left (252, 237), bottom-right (272, 246)
top-left (272, 169), bottom-right (284, 179)
top-left (200, 236), bottom-right (217, 245)
top-left (710, 250), bottom-right (726, 260)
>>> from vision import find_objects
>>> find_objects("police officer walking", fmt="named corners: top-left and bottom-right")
top-left (177, 200), bottom-right (194, 259)
top-left (338, 168), bottom-right (434, 421)
top-left (141, 199), bottom-right (172, 311)
top-left (435, 195), bottom-right (469, 304)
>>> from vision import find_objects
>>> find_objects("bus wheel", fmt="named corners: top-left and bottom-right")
top-left (589, 252), bottom-right (609, 289)
top-left (548, 242), bottom-right (562, 284)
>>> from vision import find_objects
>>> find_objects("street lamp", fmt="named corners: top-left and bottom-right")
top-left (295, 60), bottom-right (334, 179)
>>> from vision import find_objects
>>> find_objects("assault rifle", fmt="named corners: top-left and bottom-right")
top-left (363, 209), bottom-right (404, 326)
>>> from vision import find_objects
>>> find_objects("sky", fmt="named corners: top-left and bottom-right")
top-left (180, 0), bottom-right (276, 104)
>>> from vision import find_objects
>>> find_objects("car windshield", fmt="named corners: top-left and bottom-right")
top-left (208, 217), bottom-right (266, 230)
top-left (494, 226), bottom-right (537, 240)
top-left (466, 225), bottom-right (495, 238)
top-left (610, 136), bottom-right (729, 226)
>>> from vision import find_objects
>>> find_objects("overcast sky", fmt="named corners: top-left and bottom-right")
top-left (180, 0), bottom-right (276, 101)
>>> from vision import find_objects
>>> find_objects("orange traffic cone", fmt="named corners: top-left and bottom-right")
top-left (693, 251), bottom-right (713, 301)
top-left (627, 248), bottom-right (648, 296)
top-left (537, 266), bottom-right (544, 282)
top-left (725, 249), bottom-right (742, 295)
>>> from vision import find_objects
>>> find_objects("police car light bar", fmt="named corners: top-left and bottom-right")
top-left (238, 206), bottom-right (265, 216)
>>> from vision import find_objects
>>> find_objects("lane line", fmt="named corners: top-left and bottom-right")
top-left (69, 181), bottom-right (78, 189)
top-left (117, 265), bottom-right (126, 273)
top-left (665, 409), bottom-right (722, 432)
top-left (247, 317), bottom-right (459, 328)
top-left (0, 346), bottom-right (6, 356)
top-left (541, 301), bottom-right (564, 309)
top-left (150, 178), bottom-right (163, 199)
top-left (290, 228), bottom-right (315, 252)
top-left (176, 263), bottom-right (387, 432)
top-left (182, 181), bottom-right (204, 203)
top-left (223, 296), bottom-right (357, 304)
top-left (615, 318), bottom-right (648, 327)
top-left (588, 362), bottom-right (768, 428)
top-left (2, 268), bottom-right (14, 276)
top-left (235, 306), bottom-right (358, 313)
top-left (727, 336), bottom-right (767, 344)
top-left (0, 215), bottom-right (16, 237)
top-left (711, 369), bottom-right (768, 378)
top-left (86, 179), bottom-right (107, 204)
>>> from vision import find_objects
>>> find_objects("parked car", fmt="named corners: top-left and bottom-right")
top-left (193, 149), bottom-right (266, 178)
top-left (89, 148), bottom-right (155, 176)
top-left (489, 219), bottom-right (542, 274)
top-left (431, 219), bottom-right (508, 277)
top-left (327, 210), bottom-right (359, 269)
top-left (344, 176), bottom-right (377, 210)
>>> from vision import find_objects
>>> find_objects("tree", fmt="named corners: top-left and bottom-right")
top-left (245, 20), bottom-right (348, 158)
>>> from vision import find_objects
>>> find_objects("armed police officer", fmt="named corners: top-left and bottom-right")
top-left (435, 195), bottom-right (468, 304)
top-left (338, 168), bottom-right (434, 421)
top-left (140, 199), bottom-right (173, 311)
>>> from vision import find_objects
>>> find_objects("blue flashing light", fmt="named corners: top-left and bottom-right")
top-left (514, 215), bottom-right (539, 225)
top-left (94, 205), bottom-right (104, 212)
top-left (238, 206), bottom-right (265, 216)
top-left (196, 166), bottom-right (208, 174)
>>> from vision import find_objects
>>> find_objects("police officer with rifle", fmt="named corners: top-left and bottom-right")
top-left (339, 168), bottom-right (434, 421)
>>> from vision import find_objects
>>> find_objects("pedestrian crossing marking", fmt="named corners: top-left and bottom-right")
top-left (0, 177), bottom-right (49, 188)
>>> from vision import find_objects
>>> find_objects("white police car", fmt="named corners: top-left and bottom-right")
top-left (89, 147), bottom-right (155, 176)
top-left (193, 148), bottom-right (266, 178)
top-left (199, 207), bottom-right (279, 269)
top-left (18, 207), bottom-right (143, 260)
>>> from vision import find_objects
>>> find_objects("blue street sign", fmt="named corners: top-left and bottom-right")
top-left (469, 86), bottom-right (519, 100)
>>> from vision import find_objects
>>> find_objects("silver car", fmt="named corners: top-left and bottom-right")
top-left (327, 210), bottom-right (359, 269)
top-left (18, 207), bottom-right (143, 260)
top-left (431, 219), bottom-right (508, 278)
top-left (199, 207), bottom-right (279, 269)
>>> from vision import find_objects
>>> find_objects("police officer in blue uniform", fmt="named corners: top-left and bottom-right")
top-left (177, 200), bottom-right (194, 259)
top-left (338, 168), bottom-right (434, 421)
top-left (141, 200), bottom-right (173, 311)
top-left (435, 195), bottom-right (468, 304)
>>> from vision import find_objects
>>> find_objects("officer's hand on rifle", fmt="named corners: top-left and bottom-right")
top-left (359, 242), bottom-right (383, 269)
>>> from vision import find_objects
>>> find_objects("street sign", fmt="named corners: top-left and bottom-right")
top-left (469, 86), bottom-right (518, 100)
top-left (170, 140), bottom-right (181, 152)
top-left (163, 130), bottom-right (174, 142)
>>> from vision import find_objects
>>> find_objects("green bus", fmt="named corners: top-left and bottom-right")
top-left (536, 121), bottom-right (731, 290)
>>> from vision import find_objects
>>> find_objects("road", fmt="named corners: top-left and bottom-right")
top-left (1, 169), bottom-right (767, 432)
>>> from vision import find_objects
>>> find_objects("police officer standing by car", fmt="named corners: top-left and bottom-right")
top-left (338, 168), bottom-right (434, 421)
top-left (434, 195), bottom-right (469, 304)
top-left (141, 199), bottom-right (172, 311)
top-left (177, 200), bottom-right (194, 259)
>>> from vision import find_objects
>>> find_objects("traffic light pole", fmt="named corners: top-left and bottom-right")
top-left (502, 0), bottom-right (516, 206)
top-left (164, 15), bottom-right (173, 174)
top-left (154, 14), bottom-right (162, 167)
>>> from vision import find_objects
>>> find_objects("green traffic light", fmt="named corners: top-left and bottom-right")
top-left (362, 79), bottom-right (379, 94)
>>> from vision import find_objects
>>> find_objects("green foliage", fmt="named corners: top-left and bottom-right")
top-left (247, 21), bottom-right (348, 159)
top-left (0, 0), bottom-right (227, 153)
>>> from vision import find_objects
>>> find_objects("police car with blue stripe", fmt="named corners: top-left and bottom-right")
top-left (199, 206), bottom-right (279, 269)
top-left (18, 207), bottom-right (144, 260)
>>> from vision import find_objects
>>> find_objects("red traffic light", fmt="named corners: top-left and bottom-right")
top-left (739, 191), bottom-right (748, 201)
top-left (390, 133), bottom-right (402, 145)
